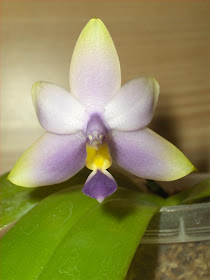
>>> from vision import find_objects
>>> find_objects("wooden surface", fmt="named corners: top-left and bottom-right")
top-left (1, 0), bottom-right (210, 175)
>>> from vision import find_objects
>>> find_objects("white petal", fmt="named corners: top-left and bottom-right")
top-left (32, 82), bottom-right (87, 134)
top-left (104, 78), bottom-right (159, 131)
top-left (69, 19), bottom-right (121, 111)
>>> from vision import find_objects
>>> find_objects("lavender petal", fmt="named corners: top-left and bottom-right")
top-left (8, 132), bottom-right (86, 187)
top-left (109, 129), bottom-right (196, 181)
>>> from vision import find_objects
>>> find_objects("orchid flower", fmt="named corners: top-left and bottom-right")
top-left (8, 19), bottom-right (196, 203)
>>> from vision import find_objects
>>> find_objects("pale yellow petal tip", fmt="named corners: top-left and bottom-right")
top-left (181, 162), bottom-right (198, 179)
top-left (31, 81), bottom-right (42, 105)
top-left (187, 158), bottom-right (198, 173)
top-left (82, 18), bottom-right (109, 38)
top-left (192, 165), bottom-right (198, 173)
top-left (150, 77), bottom-right (160, 96)
top-left (89, 18), bottom-right (102, 21)
top-left (7, 174), bottom-right (31, 188)
top-left (7, 167), bottom-right (30, 188)
top-left (31, 81), bottom-right (41, 93)
top-left (7, 172), bottom-right (18, 186)
top-left (88, 18), bottom-right (104, 25)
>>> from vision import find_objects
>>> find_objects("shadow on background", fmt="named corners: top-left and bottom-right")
top-left (149, 113), bottom-right (179, 147)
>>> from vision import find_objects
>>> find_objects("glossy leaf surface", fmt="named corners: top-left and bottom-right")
top-left (1, 186), bottom-right (160, 280)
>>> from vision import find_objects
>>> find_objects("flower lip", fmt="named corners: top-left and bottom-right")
top-left (82, 169), bottom-right (117, 203)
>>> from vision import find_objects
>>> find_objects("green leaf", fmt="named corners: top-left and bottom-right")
top-left (0, 169), bottom-right (89, 228)
top-left (1, 186), bottom-right (161, 280)
top-left (164, 178), bottom-right (210, 206)
top-left (0, 169), bottom-right (141, 229)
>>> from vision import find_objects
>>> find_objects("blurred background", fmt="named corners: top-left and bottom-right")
top-left (1, 0), bottom-right (210, 175)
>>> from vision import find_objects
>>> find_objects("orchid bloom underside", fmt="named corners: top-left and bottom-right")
top-left (8, 19), bottom-right (196, 203)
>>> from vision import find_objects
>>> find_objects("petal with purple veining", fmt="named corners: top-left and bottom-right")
top-left (8, 132), bottom-right (86, 187)
top-left (109, 129), bottom-right (196, 181)
top-left (104, 78), bottom-right (159, 131)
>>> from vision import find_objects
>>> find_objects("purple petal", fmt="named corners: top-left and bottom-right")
top-left (82, 170), bottom-right (117, 202)
top-left (32, 82), bottom-right (87, 134)
top-left (70, 19), bottom-right (121, 110)
top-left (109, 129), bottom-right (196, 181)
top-left (104, 78), bottom-right (159, 131)
top-left (8, 132), bottom-right (86, 187)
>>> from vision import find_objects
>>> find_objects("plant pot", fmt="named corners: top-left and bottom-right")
top-left (126, 201), bottom-right (210, 280)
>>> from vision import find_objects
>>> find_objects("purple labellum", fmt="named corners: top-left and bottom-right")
top-left (82, 170), bottom-right (117, 203)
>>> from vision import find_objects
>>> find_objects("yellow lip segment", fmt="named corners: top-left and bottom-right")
top-left (86, 143), bottom-right (112, 171)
